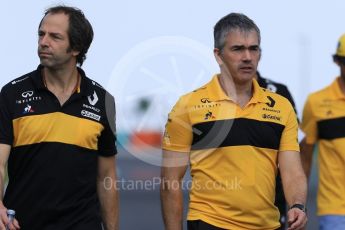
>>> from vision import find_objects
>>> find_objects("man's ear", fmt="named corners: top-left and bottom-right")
top-left (214, 48), bottom-right (223, 65)
top-left (72, 50), bottom-right (80, 57)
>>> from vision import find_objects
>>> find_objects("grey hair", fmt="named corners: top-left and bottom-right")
top-left (214, 13), bottom-right (261, 51)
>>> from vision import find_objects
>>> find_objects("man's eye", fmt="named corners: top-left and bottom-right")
top-left (249, 47), bottom-right (260, 51)
top-left (232, 47), bottom-right (245, 52)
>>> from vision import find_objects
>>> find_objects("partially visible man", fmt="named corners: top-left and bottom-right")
top-left (256, 71), bottom-right (298, 230)
top-left (161, 12), bottom-right (307, 230)
top-left (256, 72), bottom-right (297, 114)
top-left (300, 34), bottom-right (345, 230)
top-left (0, 6), bottom-right (118, 230)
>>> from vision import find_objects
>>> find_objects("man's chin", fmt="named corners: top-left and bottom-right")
top-left (236, 73), bottom-right (255, 83)
top-left (39, 60), bottom-right (53, 67)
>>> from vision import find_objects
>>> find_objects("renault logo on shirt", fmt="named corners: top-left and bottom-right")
top-left (88, 91), bottom-right (98, 106)
top-left (266, 96), bottom-right (276, 108)
top-left (21, 91), bottom-right (34, 98)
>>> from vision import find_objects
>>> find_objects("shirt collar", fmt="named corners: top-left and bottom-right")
top-left (328, 77), bottom-right (345, 100)
top-left (206, 74), bottom-right (229, 102)
top-left (207, 74), bottom-right (270, 104)
top-left (31, 65), bottom-right (92, 96)
top-left (31, 65), bottom-right (46, 90)
top-left (251, 78), bottom-right (271, 104)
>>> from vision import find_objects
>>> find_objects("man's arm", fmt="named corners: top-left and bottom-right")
top-left (160, 150), bottom-right (189, 230)
top-left (0, 144), bottom-right (20, 229)
top-left (0, 144), bottom-right (10, 203)
top-left (97, 155), bottom-right (118, 230)
top-left (299, 137), bottom-right (315, 180)
top-left (279, 150), bottom-right (307, 230)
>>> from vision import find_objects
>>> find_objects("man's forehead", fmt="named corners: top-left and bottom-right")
top-left (40, 12), bottom-right (69, 30)
top-left (226, 29), bottom-right (259, 45)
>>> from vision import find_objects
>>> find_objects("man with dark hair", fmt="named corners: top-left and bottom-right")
top-left (256, 71), bottom-right (298, 230)
top-left (300, 34), bottom-right (345, 230)
top-left (0, 5), bottom-right (118, 230)
top-left (161, 12), bottom-right (307, 230)
top-left (38, 5), bottom-right (94, 67)
top-left (256, 72), bottom-right (297, 114)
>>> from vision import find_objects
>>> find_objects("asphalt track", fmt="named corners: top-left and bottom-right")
top-left (117, 148), bottom-right (319, 230)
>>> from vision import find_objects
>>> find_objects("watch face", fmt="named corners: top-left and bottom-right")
top-left (290, 204), bottom-right (306, 212)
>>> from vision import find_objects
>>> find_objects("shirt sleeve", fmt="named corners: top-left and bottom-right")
top-left (162, 96), bottom-right (192, 153)
top-left (279, 102), bottom-right (300, 152)
top-left (0, 88), bottom-right (13, 145)
top-left (300, 95), bottom-right (317, 144)
top-left (98, 92), bottom-right (117, 156)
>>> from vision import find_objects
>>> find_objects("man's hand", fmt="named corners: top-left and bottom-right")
top-left (287, 208), bottom-right (307, 230)
top-left (0, 206), bottom-right (20, 230)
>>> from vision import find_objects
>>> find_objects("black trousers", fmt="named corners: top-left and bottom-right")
top-left (187, 220), bottom-right (282, 230)
top-left (275, 172), bottom-right (287, 230)
top-left (187, 220), bottom-right (225, 230)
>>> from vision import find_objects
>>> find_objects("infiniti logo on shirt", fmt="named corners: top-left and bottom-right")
top-left (21, 91), bottom-right (34, 98)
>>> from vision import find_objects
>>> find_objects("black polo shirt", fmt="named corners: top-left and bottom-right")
top-left (257, 72), bottom-right (297, 113)
top-left (257, 71), bottom-right (298, 227)
top-left (0, 65), bottom-right (117, 230)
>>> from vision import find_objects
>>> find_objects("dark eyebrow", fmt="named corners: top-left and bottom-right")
top-left (50, 32), bottom-right (63, 38)
top-left (248, 45), bottom-right (260, 50)
top-left (231, 45), bottom-right (260, 50)
top-left (38, 30), bottom-right (63, 38)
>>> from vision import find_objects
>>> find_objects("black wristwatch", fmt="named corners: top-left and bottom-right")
top-left (290, 203), bottom-right (307, 213)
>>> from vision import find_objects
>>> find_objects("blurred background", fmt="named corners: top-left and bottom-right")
top-left (1, 0), bottom-right (342, 229)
